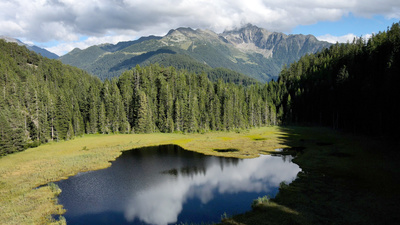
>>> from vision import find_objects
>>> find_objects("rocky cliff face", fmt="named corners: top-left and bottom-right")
top-left (221, 24), bottom-right (328, 60)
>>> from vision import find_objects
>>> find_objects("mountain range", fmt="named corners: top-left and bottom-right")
top-left (0, 35), bottom-right (59, 59)
top-left (60, 24), bottom-right (331, 82)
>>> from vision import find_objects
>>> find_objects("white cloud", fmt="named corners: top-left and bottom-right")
top-left (45, 32), bottom-right (140, 55)
top-left (352, 0), bottom-right (400, 18)
top-left (1, 0), bottom-right (399, 55)
top-left (317, 33), bottom-right (358, 43)
top-left (317, 33), bottom-right (373, 43)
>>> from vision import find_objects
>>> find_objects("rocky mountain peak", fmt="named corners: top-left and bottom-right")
top-left (222, 24), bottom-right (274, 45)
top-left (223, 25), bottom-right (281, 50)
top-left (164, 27), bottom-right (220, 45)
top-left (220, 24), bottom-right (328, 59)
top-left (166, 27), bottom-right (197, 37)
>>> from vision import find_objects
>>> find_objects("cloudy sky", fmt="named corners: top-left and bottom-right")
top-left (1, 0), bottom-right (399, 56)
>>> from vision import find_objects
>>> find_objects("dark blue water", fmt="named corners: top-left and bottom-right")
top-left (56, 145), bottom-right (301, 225)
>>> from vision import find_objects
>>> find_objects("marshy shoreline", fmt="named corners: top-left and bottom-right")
top-left (1, 126), bottom-right (399, 224)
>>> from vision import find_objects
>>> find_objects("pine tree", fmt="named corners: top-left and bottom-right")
top-left (101, 80), bottom-right (112, 133)
top-left (67, 122), bottom-right (74, 140)
top-left (55, 95), bottom-right (70, 140)
top-left (210, 96), bottom-right (221, 130)
top-left (135, 91), bottom-right (152, 133)
top-left (110, 80), bottom-right (126, 133)
top-left (118, 70), bottom-right (134, 128)
top-left (174, 97), bottom-right (183, 132)
top-left (222, 89), bottom-right (234, 130)
top-left (87, 86), bottom-right (99, 133)
top-left (0, 109), bottom-right (13, 155)
top-left (98, 102), bottom-right (107, 134)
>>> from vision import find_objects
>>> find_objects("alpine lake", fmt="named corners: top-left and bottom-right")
top-left (55, 144), bottom-right (301, 225)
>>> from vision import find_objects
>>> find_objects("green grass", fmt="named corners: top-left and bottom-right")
top-left (3, 126), bottom-right (398, 225)
top-left (0, 127), bottom-right (287, 225)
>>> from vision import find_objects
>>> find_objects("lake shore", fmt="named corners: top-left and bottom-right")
top-left (0, 126), bottom-right (288, 225)
top-left (2, 126), bottom-right (398, 225)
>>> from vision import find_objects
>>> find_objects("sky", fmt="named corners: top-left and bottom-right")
top-left (1, 0), bottom-right (399, 56)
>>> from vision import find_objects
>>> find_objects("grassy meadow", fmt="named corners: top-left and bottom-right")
top-left (0, 126), bottom-right (288, 225)
top-left (2, 126), bottom-right (399, 225)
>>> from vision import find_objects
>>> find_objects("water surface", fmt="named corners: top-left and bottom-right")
top-left (56, 145), bottom-right (300, 225)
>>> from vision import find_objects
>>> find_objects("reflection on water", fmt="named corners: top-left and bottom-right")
top-left (56, 145), bottom-right (301, 225)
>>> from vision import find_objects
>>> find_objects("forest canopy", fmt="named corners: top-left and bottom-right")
top-left (0, 40), bottom-right (283, 156)
top-left (277, 22), bottom-right (400, 135)
top-left (1, 21), bottom-right (399, 156)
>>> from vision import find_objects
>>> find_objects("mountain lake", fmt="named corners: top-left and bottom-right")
top-left (56, 145), bottom-right (301, 225)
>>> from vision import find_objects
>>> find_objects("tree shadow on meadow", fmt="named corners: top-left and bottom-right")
top-left (223, 126), bottom-right (400, 225)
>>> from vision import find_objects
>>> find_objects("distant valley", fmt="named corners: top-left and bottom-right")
top-left (60, 24), bottom-right (331, 82)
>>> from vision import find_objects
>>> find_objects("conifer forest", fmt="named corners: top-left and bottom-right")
top-left (1, 22), bottom-right (400, 156)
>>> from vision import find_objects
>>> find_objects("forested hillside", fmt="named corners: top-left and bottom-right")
top-left (278, 22), bottom-right (400, 135)
top-left (0, 40), bottom-right (103, 155)
top-left (0, 40), bottom-right (284, 156)
top-left (3, 22), bottom-right (399, 156)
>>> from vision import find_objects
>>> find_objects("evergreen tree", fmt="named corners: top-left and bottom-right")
top-left (135, 91), bottom-right (152, 133)
top-left (98, 102), bottom-right (108, 134)
top-left (87, 86), bottom-right (99, 133)
top-left (174, 97), bottom-right (183, 132)
top-left (54, 95), bottom-right (70, 140)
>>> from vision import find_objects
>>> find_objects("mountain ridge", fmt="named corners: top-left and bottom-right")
top-left (0, 35), bottom-right (59, 59)
top-left (60, 24), bottom-right (331, 82)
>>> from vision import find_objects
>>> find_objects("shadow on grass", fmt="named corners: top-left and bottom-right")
top-left (222, 126), bottom-right (400, 225)
top-left (214, 148), bottom-right (240, 153)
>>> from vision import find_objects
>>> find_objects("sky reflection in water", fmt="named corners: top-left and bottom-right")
top-left (56, 145), bottom-right (301, 225)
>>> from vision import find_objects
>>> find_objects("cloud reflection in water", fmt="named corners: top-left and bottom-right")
top-left (124, 154), bottom-right (300, 225)
top-left (57, 145), bottom-right (301, 225)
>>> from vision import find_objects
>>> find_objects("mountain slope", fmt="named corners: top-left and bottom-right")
top-left (0, 35), bottom-right (59, 59)
top-left (60, 25), bottom-right (330, 82)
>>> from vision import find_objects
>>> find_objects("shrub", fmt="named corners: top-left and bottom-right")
top-left (251, 195), bottom-right (270, 209)
top-left (48, 182), bottom-right (62, 196)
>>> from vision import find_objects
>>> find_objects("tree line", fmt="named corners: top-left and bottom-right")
top-left (0, 40), bottom-right (284, 156)
top-left (2, 21), bottom-right (399, 156)
top-left (277, 22), bottom-right (400, 135)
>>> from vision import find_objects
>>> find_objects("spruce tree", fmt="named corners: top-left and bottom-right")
top-left (98, 102), bottom-right (108, 134)
top-left (55, 95), bottom-right (70, 140)
top-left (135, 91), bottom-right (151, 133)
top-left (174, 97), bottom-right (183, 132)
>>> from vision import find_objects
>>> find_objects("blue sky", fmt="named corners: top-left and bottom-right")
top-left (293, 14), bottom-right (399, 42)
top-left (1, 0), bottom-right (399, 55)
